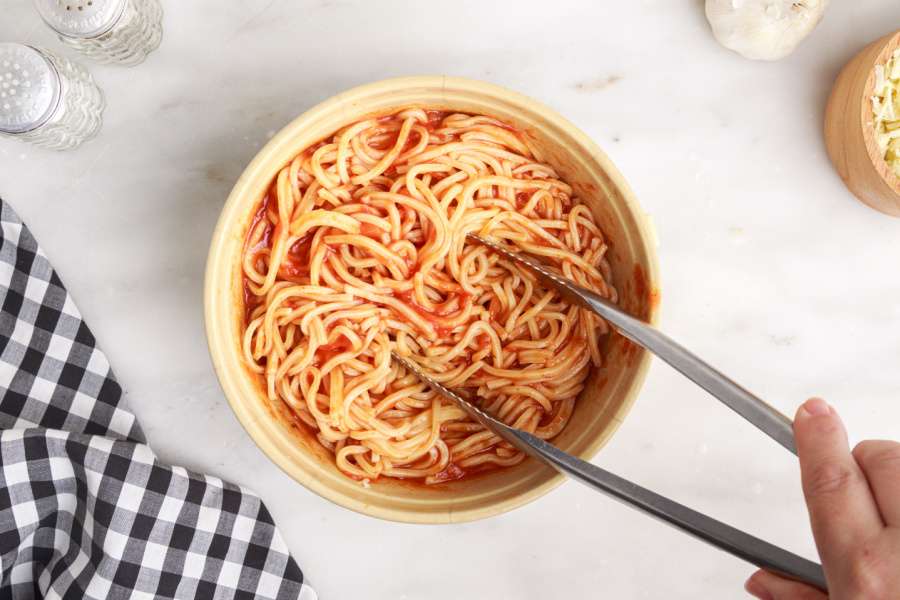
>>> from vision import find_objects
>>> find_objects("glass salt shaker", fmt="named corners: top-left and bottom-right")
top-left (0, 43), bottom-right (104, 150)
top-left (33, 0), bottom-right (163, 66)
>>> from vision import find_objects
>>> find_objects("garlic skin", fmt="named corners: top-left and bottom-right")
top-left (705, 0), bottom-right (829, 61)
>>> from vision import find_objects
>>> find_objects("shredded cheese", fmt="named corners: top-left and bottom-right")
top-left (872, 48), bottom-right (900, 178)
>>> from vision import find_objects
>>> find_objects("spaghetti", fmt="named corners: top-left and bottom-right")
top-left (242, 108), bottom-right (616, 484)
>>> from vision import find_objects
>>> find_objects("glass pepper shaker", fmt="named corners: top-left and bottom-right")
top-left (0, 43), bottom-right (104, 150)
top-left (33, 0), bottom-right (163, 66)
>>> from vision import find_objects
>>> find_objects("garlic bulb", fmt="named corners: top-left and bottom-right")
top-left (705, 0), bottom-right (828, 61)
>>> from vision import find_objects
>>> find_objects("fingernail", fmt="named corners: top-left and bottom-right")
top-left (744, 577), bottom-right (774, 600)
top-left (799, 397), bottom-right (830, 418)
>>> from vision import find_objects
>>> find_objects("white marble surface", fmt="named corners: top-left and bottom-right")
top-left (3, 1), bottom-right (900, 598)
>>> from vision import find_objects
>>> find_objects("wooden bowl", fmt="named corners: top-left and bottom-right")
top-left (825, 30), bottom-right (900, 216)
top-left (204, 77), bottom-right (660, 523)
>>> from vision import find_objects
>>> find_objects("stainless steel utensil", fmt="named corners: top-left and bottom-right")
top-left (389, 234), bottom-right (826, 591)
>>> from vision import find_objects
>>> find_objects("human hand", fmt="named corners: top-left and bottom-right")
top-left (745, 398), bottom-right (900, 599)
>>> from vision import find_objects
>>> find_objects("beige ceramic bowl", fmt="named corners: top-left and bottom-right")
top-left (205, 76), bottom-right (660, 524)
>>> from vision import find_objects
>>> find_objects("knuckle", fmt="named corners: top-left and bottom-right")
top-left (804, 461), bottom-right (858, 499)
top-left (846, 541), bottom-right (892, 599)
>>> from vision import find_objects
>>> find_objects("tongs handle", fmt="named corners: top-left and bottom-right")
top-left (510, 427), bottom-right (826, 590)
top-left (391, 352), bottom-right (826, 592)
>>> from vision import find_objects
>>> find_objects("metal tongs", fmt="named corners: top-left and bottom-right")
top-left (391, 233), bottom-right (826, 591)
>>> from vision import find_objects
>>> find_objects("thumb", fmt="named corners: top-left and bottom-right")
top-left (745, 570), bottom-right (827, 600)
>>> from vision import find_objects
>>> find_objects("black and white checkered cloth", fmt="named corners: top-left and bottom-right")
top-left (0, 200), bottom-right (311, 599)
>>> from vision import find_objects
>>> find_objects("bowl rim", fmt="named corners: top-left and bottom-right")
top-left (204, 75), bottom-right (660, 523)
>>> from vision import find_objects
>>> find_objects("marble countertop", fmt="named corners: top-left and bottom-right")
top-left (3, 1), bottom-right (900, 598)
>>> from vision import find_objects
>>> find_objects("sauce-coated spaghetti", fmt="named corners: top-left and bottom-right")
top-left (242, 108), bottom-right (616, 484)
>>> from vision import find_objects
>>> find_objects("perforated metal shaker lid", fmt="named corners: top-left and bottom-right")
top-left (33, 0), bottom-right (126, 39)
top-left (0, 44), bottom-right (61, 135)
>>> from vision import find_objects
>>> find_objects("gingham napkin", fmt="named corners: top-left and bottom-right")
top-left (0, 200), bottom-right (310, 600)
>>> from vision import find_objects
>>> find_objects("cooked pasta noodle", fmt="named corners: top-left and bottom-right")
top-left (242, 108), bottom-right (616, 484)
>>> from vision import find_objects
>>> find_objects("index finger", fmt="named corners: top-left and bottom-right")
top-left (794, 398), bottom-right (883, 565)
top-left (852, 440), bottom-right (900, 526)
